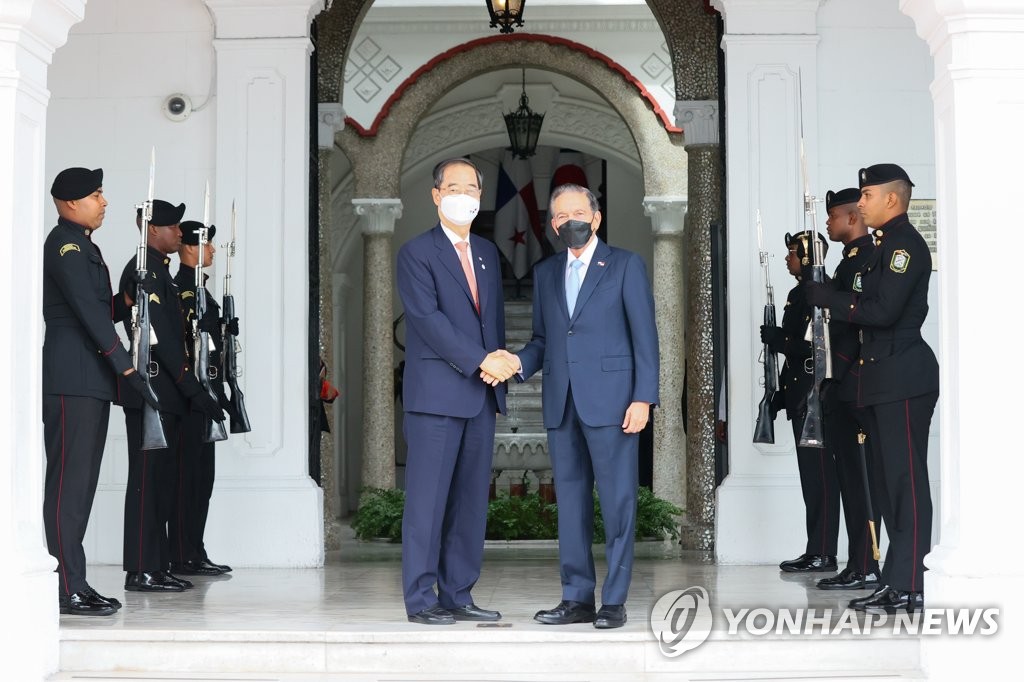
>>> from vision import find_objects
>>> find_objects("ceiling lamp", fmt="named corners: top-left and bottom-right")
top-left (487, 0), bottom-right (526, 35)
top-left (504, 69), bottom-right (544, 159)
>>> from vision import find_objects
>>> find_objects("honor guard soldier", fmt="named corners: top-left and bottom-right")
top-left (43, 167), bottom-right (158, 616)
top-left (806, 164), bottom-right (939, 613)
top-left (815, 187), bottom-right (882, 591)
top-left (116, 200), bottom-right (225, 593)
top-left (170, 220), bottom-right (234, 576)
top-left (761, 231), bottom-right (840, 574)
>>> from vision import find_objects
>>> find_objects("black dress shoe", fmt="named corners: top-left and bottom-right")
top-left (779, 553), bottom-right (838, 572)
top-left (59, 590), bottom-right (117, 616)
top-left (848, 585), bottom-right (887, 609)
top-left (534, 600), bottom-right (597, 625)
top-left (594, 604), bottom-right (627, 629)
top-left (163, 571), bottom-right (194, 589)
top-left (171, 560), bottom-right (223, 576)
top-left (854, 585), bottom-right (923, 614)
top-left (124, 571), bottom-right (184, 592)
top-left (83, 585), bottom-right (121, 609)
top-left (408, 605), bottom-right (456, 625)
top-left (448, 603), bottom-right (501, 621)
top-left (202, 557), bottom-right (232, 573)
top-left (817, 568), bottom-right (881, 590)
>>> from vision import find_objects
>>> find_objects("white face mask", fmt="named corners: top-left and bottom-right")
top-left (439, 193), bottom-right (480, 226)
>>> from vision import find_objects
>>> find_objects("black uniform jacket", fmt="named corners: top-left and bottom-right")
top-left (775, 278), bottom-right (816, 420)
top-left (43, 218), bottom-right (133, 400)
top-left (115, 247), bottom-right (203, 415)
top-left (819, 213), bottom-right (939, 406)
top-left (174, 264), bottom-right (227, 399)
top-left (827, 234), bottom-right (875, 404)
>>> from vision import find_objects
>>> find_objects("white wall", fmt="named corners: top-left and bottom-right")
top-left (717, 0), bottom-right (939, 563)
top-left (46, 0), bottom-right (323, 568)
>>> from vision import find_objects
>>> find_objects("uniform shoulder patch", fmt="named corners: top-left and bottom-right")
top-left (59, 243), bottom-right (81, 256)
top-left (853, 272), bottom-right (863, 292)
top-left (890, 249), bottom-right (910, 274)
top-left (181, 291), bottom-right (195, 299)
top-left (149, 292), bottom-right (161, 304)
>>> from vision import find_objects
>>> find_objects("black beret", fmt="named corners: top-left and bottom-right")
top-left (179, 220), bottom-right (216, 246)
top-left (858, 163), bottom-right (915, 189)
top-left (51, 167), bottom-right (103, 201)
top-left (826, 188), bottom-right (860, 211)
top-left (138, 199), bottom-right (186, 226)
top-left (785, 230), bottom-right (828, 263)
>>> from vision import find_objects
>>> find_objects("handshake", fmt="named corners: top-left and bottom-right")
top-left (479, 349), bottom-right (520, 387)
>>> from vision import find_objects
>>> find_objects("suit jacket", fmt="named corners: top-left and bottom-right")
top-left (396, 225), bottom-right (507, 418)
top-left (115, 248), bottom-right (203, 416)
top-left (820, 213), bottom-right (939, 405)
top-left (518, 239), bottom-right (659, 428)
top-left (42, 218), bottom-right (133, 400)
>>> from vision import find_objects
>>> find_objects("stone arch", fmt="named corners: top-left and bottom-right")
top-left (334, 34), bottom-right (686, 198)
top-left (314, 0), bottom-right (719, 107)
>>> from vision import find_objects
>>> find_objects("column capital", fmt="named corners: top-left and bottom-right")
top-left (643, 196), bottom-right (688, 236)
top-left (204, 0), bottom-right (323, 39)
top-left (352, 198), bottom-right (402, 235)
top-left (675, 100), bottom-right (719, 146)
top-left (318, 103), bottom-right (345, 150)
top-left (711, 0), bottom-right (822, 35)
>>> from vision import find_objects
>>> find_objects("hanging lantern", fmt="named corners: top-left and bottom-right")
top-left (486, 0), bottom-right (526, 35)
top-left (504, 69), bottom-right (544, 159)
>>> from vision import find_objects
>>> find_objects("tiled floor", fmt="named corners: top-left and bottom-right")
top-left (53, 534), bottom-right (923, 680)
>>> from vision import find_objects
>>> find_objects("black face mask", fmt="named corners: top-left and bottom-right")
top-left (557, 219), bottom-right (594, 250)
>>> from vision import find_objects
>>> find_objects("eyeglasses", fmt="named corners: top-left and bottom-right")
top-left (437, 184), bottom-right (482, 197)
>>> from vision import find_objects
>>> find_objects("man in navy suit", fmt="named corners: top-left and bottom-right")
top-left (396, 158), bottom-right (518, 625)
top-left (510, 184), bottom-right (659, 629)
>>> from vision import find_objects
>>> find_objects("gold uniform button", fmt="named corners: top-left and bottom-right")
top-left (850, 304), bottom-right (855, 309)
top-left (875, 230), bottom-right (884, 237)
top-left (859, 359), bottom-right (865, 365)
top-left (875, 240), bottom-right (882, 246)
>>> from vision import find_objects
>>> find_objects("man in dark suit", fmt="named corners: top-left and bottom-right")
top-left (513, 184), bottom-right (659, 630)
top-left (807, 164), bottom-right (939, 613)
top-left (816, 188), bottom-right (882, 591)
top-left (116, 201), bottom-right (225, 593)
top-left (396, 158), bottom-right (515, 625)
top-left (42, 167), bottom-right (158, 616)
top-left (762, 231), bottom-right (841, 574)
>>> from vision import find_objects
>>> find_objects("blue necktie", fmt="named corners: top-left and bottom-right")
top-left (566, 259), bottom-right (584, 315)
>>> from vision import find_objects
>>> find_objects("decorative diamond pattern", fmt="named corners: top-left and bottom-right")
top-left (347, 36), bottom-right (404, 103)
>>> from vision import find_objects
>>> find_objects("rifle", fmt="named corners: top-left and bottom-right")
top-left (131, 148), bottom-right (168, 450)
top-left (193, 183), bottom-right (228, 443)
top-left (753, 210), bottom-right (779, 444)
top-left (796, 70), bottom-right (832, 449)
top-left (221, 201), bottom-right (251, 434)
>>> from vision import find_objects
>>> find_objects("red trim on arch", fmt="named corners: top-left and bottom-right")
top-left (345, 33), bottom-right (682, 137)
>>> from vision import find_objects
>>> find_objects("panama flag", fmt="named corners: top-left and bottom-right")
top-left (494, 151), bottom-right (544, 279)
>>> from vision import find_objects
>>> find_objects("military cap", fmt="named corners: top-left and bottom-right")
top-left (137, 199), bottom-right (186, 226)
top-left (785, 230), bottom-right (828, 265)
top-left (179, 220), bottom-right (216, 246)
top-left (825, 187), bottom-right (860, 211)
top-left (858, 163), bottom-right (915, 189)
top-left (50, 167), bottom-right (103, 201)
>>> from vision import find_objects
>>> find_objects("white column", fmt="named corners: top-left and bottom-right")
top-left (0, 1), bottom-right (85, 677)
top-left (643, 198), bottom-right (688, 515)
top-left (899, 1), bottom-right (1024, 678)
top-left (203, 0), bottom-right (326, 567)
top-left (711, 0), bottom-right (824, 563)
top-left (353, 198), bottom-right (402, 492)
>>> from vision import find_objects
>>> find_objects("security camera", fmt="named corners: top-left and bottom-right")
top-left (163, 93), bottom-right (192, 122)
